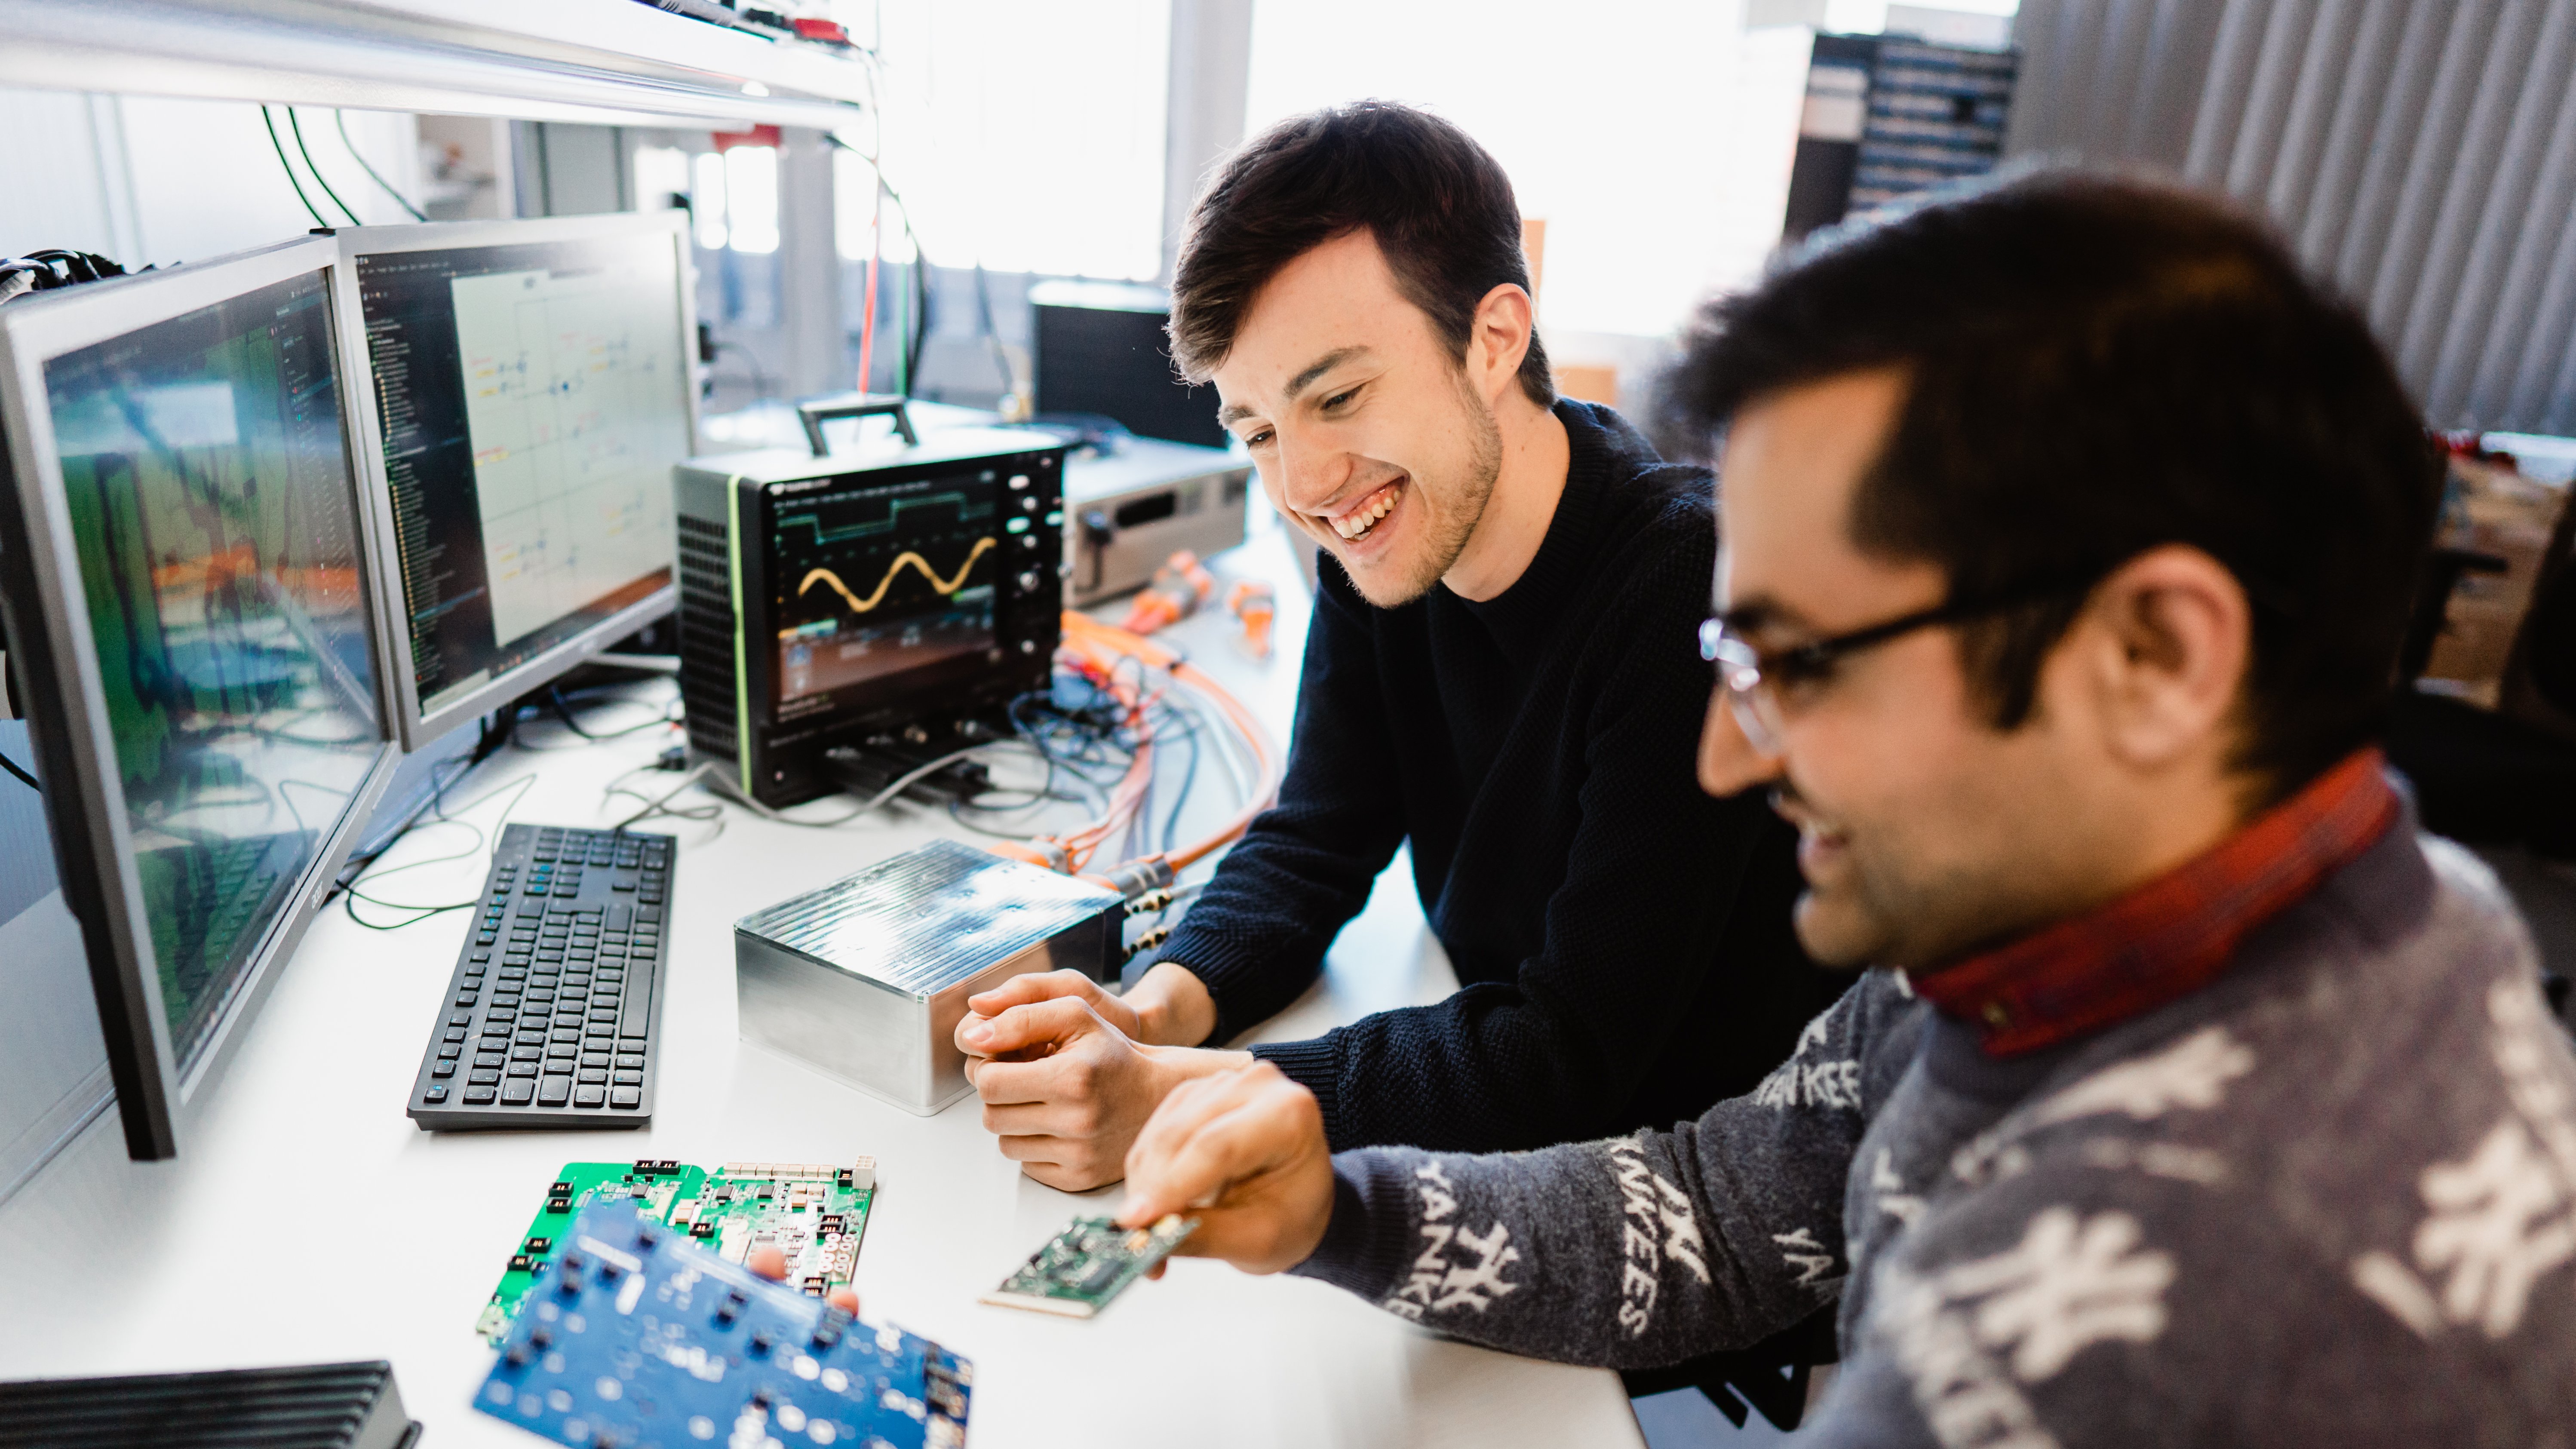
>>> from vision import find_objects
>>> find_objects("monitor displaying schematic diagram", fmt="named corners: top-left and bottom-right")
top-left (333, 212), bottom-right (697, 747)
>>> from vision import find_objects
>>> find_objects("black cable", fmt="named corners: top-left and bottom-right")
top-left (286, 109), bottom-right (362, 226)
top-left (825, 135), bottom-right (932, 396)
top-left (261, 107), bottom-right (329, 228)
top-left (340, 770), bottom-right (538, 929)
top-left (0, 747), bottom-right (37, 793)
top-left (335, 110), bottom-right (429, 221)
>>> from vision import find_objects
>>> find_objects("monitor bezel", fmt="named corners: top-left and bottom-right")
top-left (0, 236), bottom-right (404, 1160)
top-left (329, 210), bottom-right (702, 751)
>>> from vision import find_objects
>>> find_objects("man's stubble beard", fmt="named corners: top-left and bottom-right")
top-left (1339, 368), bottom-right (1504, 609)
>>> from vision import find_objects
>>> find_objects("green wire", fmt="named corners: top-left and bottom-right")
top-left (287, 108), bottom-right (362, 226)
top-left (261, 106), bottom-right (329, 228)
top-left (335, 110), bottom-right (429, 221)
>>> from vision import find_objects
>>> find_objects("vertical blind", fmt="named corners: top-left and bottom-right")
top-left (2004, 0), bottom-right (2576, 436)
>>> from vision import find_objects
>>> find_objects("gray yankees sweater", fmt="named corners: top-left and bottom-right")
top-left (1293, 813), bottom-right (2576, 1444)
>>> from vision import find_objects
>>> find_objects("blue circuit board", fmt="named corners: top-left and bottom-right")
top-left (475, 1200), bottom-right (971, 1449)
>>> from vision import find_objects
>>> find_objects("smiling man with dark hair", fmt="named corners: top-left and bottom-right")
top-left (948, 101), bottom-right (1833, 1213)
top-left (1110, 170), bottom-right (2576, 1444)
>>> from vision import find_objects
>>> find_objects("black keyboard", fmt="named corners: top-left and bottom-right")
top-left (405, 824), bottom-right (674, 1130)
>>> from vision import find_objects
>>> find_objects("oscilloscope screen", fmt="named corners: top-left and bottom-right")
top-left (771, 471), bottom-right (1003, 718)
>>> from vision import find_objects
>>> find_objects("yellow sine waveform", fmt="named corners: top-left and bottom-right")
top-left (798, 536), bottom-right (997, 614)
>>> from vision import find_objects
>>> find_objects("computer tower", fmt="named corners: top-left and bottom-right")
top-left (674, 428), bottom-right (1068, 807)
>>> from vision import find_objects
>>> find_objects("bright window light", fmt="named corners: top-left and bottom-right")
top-left (833, 147), bottom-right (917, 264)
top-left (867, 0), bottom-right (1170, 280)
top-left (1245, 0), bottom-right (1818, 339)
top-left (691, 150), bottom-right (729, 250)
top-left (725, 145), bottom-right (780, 255)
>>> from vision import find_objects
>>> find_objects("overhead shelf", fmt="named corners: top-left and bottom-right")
top-left (0, 0), bottom-right (873, 131)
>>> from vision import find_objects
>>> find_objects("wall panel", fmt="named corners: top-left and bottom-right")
top-left (2010, 0), bottom-right (2576, 433)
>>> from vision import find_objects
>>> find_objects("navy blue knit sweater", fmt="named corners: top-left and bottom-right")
top-left (1160, 401), bottom-right (1836, 1153)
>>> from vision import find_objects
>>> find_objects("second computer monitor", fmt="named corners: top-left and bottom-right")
top-left (335, 212), bottom-right (698, 748)
top-left (0, 236), bottom-right (399, 1159)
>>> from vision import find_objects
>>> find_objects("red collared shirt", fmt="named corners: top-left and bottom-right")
top-left (1909, 747), bottom-right (2401, 1057)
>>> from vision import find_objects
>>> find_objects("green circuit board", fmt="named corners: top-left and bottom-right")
top-left (979, 1214), bottom-right (1194, 1319)
top-left (475, 1157), bottom-right (876, 1341)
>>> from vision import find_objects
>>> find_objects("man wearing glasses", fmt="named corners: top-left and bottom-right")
top-left (1111, 171), bottom-right (2576, 1441)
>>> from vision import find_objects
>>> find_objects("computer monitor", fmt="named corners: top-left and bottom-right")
top-left (1029, 281), bottom-right (1228, 450)
top-left (332, 212), bottom-right (699, 749)
top-left (0, 237), bottom-right (401, 1160)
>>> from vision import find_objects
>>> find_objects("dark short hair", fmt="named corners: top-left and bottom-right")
top-left (1169, 101), bottom-right (1554, 408)
top-left (1662, 169), bottom-right (2443, 796)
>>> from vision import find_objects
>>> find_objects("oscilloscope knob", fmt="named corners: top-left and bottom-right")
top-left (1017, 570), bottom-right (1043, 592)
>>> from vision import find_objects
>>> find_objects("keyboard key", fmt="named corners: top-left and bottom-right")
top-left (612, 1069), bottom-right (643, 1086)
top-left (574, 1086), bottom-right (607, 1108)
top-left (577, 1069), bottom-right (607, 1085)
top-left (503, 1080), bottom-right (536, 1105)
top-left (431, 1061), bottom-right (455, 1078)
top-left (424, 1085), bottom-right (450, 1104)
top-left (615, 1053), bottom-right (645, 1070)
top-left (580, 1052), bottom-right (610, 1068)
top-left (537, 1078), bottom-right (572, 1106)
top-left (464, 1086), bottom-right (496, 1104)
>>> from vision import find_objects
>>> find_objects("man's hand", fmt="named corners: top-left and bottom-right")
top-left (747, 1243), bottom-right (859, 1315)
top-left (1117, 1061), bottom-right (1334, 1276)
top-left (958, 990), bottom-right (1250, 1191)
top-left (961, 962), bottom-right (1220, 1049)
top-left (963, 969), bottom-right (1150, 1043)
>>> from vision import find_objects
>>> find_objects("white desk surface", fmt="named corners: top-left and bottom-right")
top-left (0, 519), bottom-right (1645, 1449)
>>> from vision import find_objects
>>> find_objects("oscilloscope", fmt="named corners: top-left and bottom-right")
top-left (673, 415), bottom-right (1068, 807)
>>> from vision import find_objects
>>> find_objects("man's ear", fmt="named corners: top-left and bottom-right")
top-left (2076, 543), bottom-right (2251, 773)
top-left (1466, 282), bottom-right (1535, 405)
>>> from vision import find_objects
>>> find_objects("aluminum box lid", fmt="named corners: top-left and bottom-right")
top-left (734, 840), bottom-right (1120, 999)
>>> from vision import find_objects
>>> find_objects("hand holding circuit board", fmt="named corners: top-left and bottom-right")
top-left (1111, 1059), bottom-right (1337, 1277)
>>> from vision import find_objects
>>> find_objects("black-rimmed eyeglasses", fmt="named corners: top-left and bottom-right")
top-left (1698, 583), bottom-right (2087, 753)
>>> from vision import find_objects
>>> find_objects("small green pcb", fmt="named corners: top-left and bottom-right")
top-left (979, 1214), bottom-right (1194, 1319)
top-left (475, 1157), bottom-right (876, 1341)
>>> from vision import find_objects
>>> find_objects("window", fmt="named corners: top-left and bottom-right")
top-left (857, 0), bottom-right (1170, 280)
top-left (1243, 0), bottom-right (2010, 339)
top-left (690, 150), bottom-right (728, 250)
top-left (721, 144), bottom-right (780, 255)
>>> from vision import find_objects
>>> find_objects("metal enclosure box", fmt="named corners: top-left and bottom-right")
top-left (1062, 438), bottom-right (1252, 605)
top-left (734, 840), bottom-right (1123, 1115)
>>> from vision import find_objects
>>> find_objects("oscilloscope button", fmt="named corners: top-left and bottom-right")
top-left (1008, 474), bottom-right (1029, 490)
top-left (1021, 535), bottom-right (1039, 550)
top-left (1018, 570), bottom-right (1042, 592)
